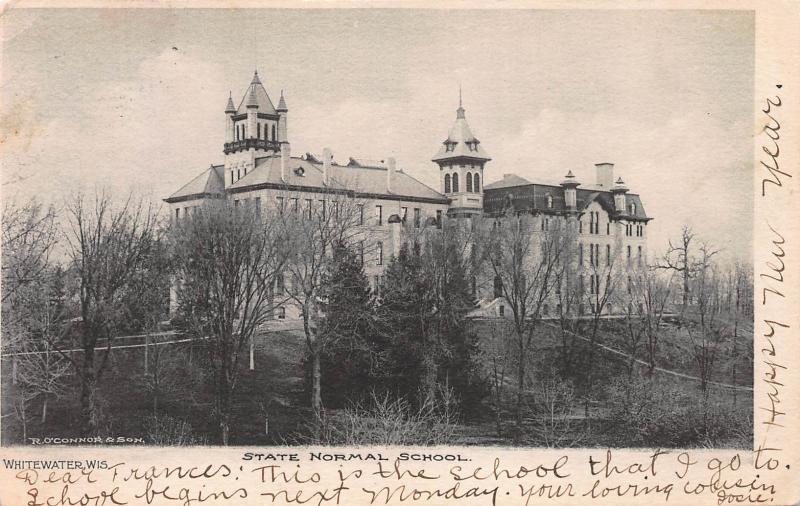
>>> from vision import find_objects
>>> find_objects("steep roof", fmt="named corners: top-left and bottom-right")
top-left (483, 180), bottom-right (649, 220)
top-left (432, 104), bottom-right (491, 163)
top-left (484, 174), bottom-right (533, 190)
top-left (236, 71), bottom-right (277, 115)
top-left (228, 155), bottom-right (447, 202)
top-left (165, 165), bottom-right (225, 202)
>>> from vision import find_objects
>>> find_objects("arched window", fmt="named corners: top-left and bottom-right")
top-left (257, 123), bottom-right (262, 140)
top-left (546, 193), bottom-right (553, 209)
top-left (493, 275), bottom-right (504, 299)
top-left (473, 173), bottom-right (480, 192)
top-left (466, 172), bottom-right (473, 192)
top-left (272, 124), bottom-right (277, 141)
top-left (444, 173), bottom-right (451, 193)
top-left (452, 172), bottom-right (459, 192)
top-left (629, 203), bottom-right (636, 215)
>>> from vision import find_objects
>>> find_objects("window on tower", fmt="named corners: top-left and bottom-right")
top-left (474, 173), bottom-right (480, 192)
top-left (272, 124), bottom-right (276, 141)
top-left (452, 173), bottom-right (459, 192)
top-left (444, 173), bottom-right (451, 193)
top-left (466, 172), bottom-right (473, 192)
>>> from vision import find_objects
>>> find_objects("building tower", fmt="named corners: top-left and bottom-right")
top-left (223, 70), bottom-right (282, 187)
top-left (432, 91), bottom-right (491, 217)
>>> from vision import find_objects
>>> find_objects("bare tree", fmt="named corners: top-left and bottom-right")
top-left (172, 199), bottom-right (287, 445)
top-left (2, 199), bottom-right (69, 437)
top-left (61, 191), bottom-right (161, 435)
top-left (1, 199), bottom-right (57, 304)
top-left (623, 265), bottom-right (673, 376)
top-left (483, 318), bottom-right (513, 438)
top-left (656, 225), bottom-right (694, 308)
top-left (577, 242), bottom-right (621, 418)
top-left (275, 192), bottom-right (364, 417)
top-left (477, 211), bottom-right (568, 439)
top-left (728, 260), bottom-right (752, 407)
top-left (685, 243), bottom-right (725, 395)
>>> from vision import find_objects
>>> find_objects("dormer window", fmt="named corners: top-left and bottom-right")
top-left (445, 141), bottom-right (456, 152)
top-left (545, 193), bottom-right (553, 209)
top-left (629, 203), bottom-right (636, 215)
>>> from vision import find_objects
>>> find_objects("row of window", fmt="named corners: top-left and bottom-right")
top-left (443, 140), bottom-right (480, 153)
top-left (577, 243), bottom-right (643, 267)
top-left (174, 205), bottom-right (198, 219)
top-left (234, 121), bottom-right (277, 142)
top-left (443, 172), bottom-right (480, 193)
top-left (227, 197), bottom-right (435, 229)
top-left (625, 223), bottom-right (645, 237)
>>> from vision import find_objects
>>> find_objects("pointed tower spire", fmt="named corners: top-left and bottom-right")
top-left (225, 91), bottom-right (236, 113)
top-left (456, 85), bottom-right (465, 119)
top-left (251, 69), bottom-right (261, 85)
top-left (277, 89), bottom-right (288, 111)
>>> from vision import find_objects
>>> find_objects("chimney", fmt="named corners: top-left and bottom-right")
top-left (280, 143), bottom-right (291, 183)
top-left (386, 157), bottom-right (396, 193)
top-left (322, 147), bottom-right (332, 185)
top-left (595, 163), bottom-right (614, 189)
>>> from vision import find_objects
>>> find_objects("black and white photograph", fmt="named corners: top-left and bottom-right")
top-left (2, 8), bottom-right (756, 450)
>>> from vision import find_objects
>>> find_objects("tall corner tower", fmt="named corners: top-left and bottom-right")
top-left (223, 70), bottom-right (286, 187)
top-left (432, 91), bottom-right (491, 217)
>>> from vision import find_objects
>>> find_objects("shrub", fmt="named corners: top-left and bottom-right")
top-left (144, 414), bottom-right (207, 446)
top-left (301, 388), bottom-right (458, 446)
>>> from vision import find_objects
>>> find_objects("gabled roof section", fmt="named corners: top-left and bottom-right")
top-left (165, 165), bottom-right (225, 202)
top-left (236, 71), bottom-right (277, 115)
top-left (432, 104), bottom-right (491, 163)
top-left (228, 155), bottom-right (447, 203)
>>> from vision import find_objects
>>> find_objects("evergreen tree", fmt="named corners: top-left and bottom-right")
top-left (378, 226), bottom-right (486, 413)
top-left (316, 240), bottom-right (377, 406)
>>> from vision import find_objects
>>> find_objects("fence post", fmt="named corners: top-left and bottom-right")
top-left (249, 334), bottom-right (255, 371)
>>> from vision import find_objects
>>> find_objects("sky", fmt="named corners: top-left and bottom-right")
top-left (1, 8), bottom-right (754, 261)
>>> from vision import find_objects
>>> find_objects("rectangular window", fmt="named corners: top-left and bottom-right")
top-left (436, 210), bottom-right (443, 229)
top-left (606, 244), bottom-right (611, 266)
top-left (305, 199), bottom-right (312, 219)
top-left (499, 305), bottom-right (505, 317)
top-left (277, 307), bottom-right (286, 320)
top-left (414, 208), bottom-right (421, 228)
top-left (401, 207), bottom-right (408, 221)
top-left (359, 241), bottom-right (365, 267)
top-left (589, 243), bottom-right (594, 266)
top-left (291, 198), bottom-right (299, 212)
top-left (175, 208), bottom-right (180, 219)
top-left (579, 244), bottom-right (584, 266)
top-left (607, 223), bottom-right (610, 235)
top-left (376, 241), bottom-right (383, 265)
top-left (627, 245), bottom-right (632, 260)
top-left (275, 272), bottom-right (284, 295)
top-left (230, 171), bottom-right (234, 185)
top-left (373, 275), bottom-right (381, 297)
top-left (234, 199), bottom-right (240, 207)
top-left (376, 205), bottom-right (383, 226)
top-left (358, 204), bottom-right (364, 225)
top-left (579, 221), bottom-right (583, 234)
top-left (319, 199), bottom-right (326, 219)
top-left (255, 197), bottom-right (261, 218)
top-left (276, 196), bottom-right (283, 213)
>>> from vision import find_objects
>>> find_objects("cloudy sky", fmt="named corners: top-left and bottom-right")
top-left (2, 8), bottom-right (754, 260)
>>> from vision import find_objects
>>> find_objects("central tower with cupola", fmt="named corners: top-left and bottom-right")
top-left (432, 93), bottom-right (491, 217)
top-left (223, 70), bottom-right (289, 187)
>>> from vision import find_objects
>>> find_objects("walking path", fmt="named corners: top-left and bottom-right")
top-left (543, 322), bottom-right (753, 392)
